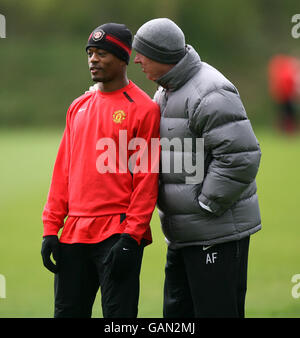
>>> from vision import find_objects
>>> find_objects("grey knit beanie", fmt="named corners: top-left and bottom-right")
top-left (132, 18), bottom-right (186, 64)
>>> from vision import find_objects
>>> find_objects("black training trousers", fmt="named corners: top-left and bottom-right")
top-left (54, 234), bottom-right (144, 318)
top-left (163, 236), bottom-right (250, 318)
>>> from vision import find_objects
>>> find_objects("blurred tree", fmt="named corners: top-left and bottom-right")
top-left (0, 0), bottom-right (299, 127)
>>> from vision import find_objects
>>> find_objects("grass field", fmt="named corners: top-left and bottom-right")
top-left (0, 127), bottom-right (300, 318)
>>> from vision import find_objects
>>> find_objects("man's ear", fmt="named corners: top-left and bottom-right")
top-left (120, 59), bottom-right (127, 67)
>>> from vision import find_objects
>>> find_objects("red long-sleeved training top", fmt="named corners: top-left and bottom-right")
top-left (42, 81), bottom-right (160, 245)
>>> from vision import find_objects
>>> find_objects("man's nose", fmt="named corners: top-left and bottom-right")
top-left (90, 52), bottom-right (99, 62)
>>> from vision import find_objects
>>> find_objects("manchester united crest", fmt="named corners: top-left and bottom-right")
top-left (112, 110), bottom-right (126, 124)
top-left (92, 29), bottom-right (105, 41)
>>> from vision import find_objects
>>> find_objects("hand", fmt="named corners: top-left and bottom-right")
top-left (104, 234), bottom-right (139, 280)
top-left (41, 235), bottom-right (60, 273)
top-left (85, 83), bottom-right (98, 93)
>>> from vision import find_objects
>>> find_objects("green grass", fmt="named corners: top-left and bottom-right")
top-left (246, 128), bottom-right (300, 318)
top-left (0, 127), bottom-right (299, 317)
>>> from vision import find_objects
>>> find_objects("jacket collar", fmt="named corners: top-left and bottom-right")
top-left (155, 45), bottom-right (201, 92)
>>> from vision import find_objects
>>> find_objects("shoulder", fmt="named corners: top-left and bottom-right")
top-left (67, 91), bottom-right (94, 115)
top-left (188, 62), bottom-right (238, 101)
top-left (126, 81), bottom-right (159, 113)
top-left (70, 91), bottom-right (93, 108)
top-left (188, 66), bottom-right (247, 134)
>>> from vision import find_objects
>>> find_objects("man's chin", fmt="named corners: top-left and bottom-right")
top-left (92, 76), bottom-right (108, 83)
top-left (92, 76), bottom-right (101, 82)
top-left (147, 74), bottom-right (156, 81)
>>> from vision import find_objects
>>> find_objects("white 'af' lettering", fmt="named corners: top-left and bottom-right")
top-left (206, 252), bottom-right (217, 264)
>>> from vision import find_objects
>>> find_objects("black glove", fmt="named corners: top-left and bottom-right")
top-left (104, 233), bottom-right (139, 280)
top-left (41, 235), bottom-right (60, 273)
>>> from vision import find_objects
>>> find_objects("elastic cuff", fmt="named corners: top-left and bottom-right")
top-left (43, 223), bottom-right (60, 237)
top-left (199, 201), bottom-right (213, 212)
top-left (198, 195), bottom-right (220, 215)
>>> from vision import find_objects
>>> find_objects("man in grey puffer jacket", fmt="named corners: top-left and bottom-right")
top-left (133, 18), bottom-right (261, 318)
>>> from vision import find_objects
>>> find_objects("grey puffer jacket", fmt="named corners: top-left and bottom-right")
top-left (154, 45), bottom-right (261, 249)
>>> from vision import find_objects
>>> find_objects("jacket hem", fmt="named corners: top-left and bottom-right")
top-left (165, 224), bottom-right (261, 249)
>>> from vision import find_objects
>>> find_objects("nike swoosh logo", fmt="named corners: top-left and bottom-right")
top-left (168, 127), bottom-right (175, 131)
top-left (78, 108), bottom-right (86, 112)
top-left (202, 245), bottom-right (214, 251)
top-left (122, 248), bottom-right (129, 251)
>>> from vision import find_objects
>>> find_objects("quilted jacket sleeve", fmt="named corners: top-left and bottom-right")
top-left (191, 88), bottom-right (261, 216)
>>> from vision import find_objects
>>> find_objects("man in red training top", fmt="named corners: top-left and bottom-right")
top-left (41, 23), bottom-right (160, 318)
top-left (268, 54), bottom-right (300, 133)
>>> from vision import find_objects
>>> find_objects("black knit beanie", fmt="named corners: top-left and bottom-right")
top-left (86, 23), bottom-right (132, 64)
